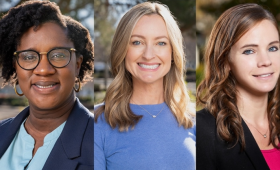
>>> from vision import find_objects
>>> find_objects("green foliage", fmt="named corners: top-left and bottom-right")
top-left (196, 63), bottom-right (204, 86)
top-left (79, 96), bottom-right (94, 108)
top-left (94, 91), bottom-right (106, 105)
top-left (0, 97), bottom-right (28, 106)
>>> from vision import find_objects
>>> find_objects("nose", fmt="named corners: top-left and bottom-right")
top-left (33, 54), bottom-right (56, 75)
top-left (142, 44), bottom-right (155, 60)
top-left (257, 51), bottom-right (272, 67)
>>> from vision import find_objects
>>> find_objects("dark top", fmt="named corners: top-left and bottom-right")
top-left (197, 108), bottom-right (269, 170)
top-left (0, 98), bottom-right (93, 170)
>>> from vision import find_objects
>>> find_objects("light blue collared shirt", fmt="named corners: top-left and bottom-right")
top-left (0, 119), bottom-right (66, 170)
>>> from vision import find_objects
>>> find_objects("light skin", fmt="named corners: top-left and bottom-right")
top-left (125, 14), bottom-right (172, 104)
top-left (15, 22), bottom-right (83, 155)
top-left (229, 20), bottom-right (280, 149)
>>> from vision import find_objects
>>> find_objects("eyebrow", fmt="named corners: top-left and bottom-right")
top-left (131, 34), bottom-right (169, 40)
top-left (240, 41), bottom-right (280, 49)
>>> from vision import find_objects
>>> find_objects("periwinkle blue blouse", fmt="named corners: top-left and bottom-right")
top-left (0, 119), bottom-right (66, 170)
top-left (94, 102), bottom-right (196, 170)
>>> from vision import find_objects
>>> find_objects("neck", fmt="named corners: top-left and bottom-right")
top-left (236, 86), bottom-right (268, 123)
top-left (130, 79), bottom-right (164, 105)
top-left (26, 92), bottom-right (76, 134)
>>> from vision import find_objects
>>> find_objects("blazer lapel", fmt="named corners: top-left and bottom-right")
top-left (43, 99), bottom-right (91, 170)
top-left (242, 120), bottom-right (270, 170)
top-left (0, 107), bottom-right (29, 157)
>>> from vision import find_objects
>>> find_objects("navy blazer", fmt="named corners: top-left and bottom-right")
top-left (197, 109), bottom-right (270, 170)
top-left (0, 98), bottom-right (93, 170)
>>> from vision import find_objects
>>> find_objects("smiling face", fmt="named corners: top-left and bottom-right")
top-left (16, 22), bottom-right (82, 111)
top-left (125, 14), bottom-right (172, 86)
top-left (229, 19), bottom-right (280, 95)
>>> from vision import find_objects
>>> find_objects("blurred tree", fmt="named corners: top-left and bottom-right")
top-left (0, 0), bottom-right (94, 32)
top-left (200, 0), bottom-right (280, 23)
top-left (147, 0), bottom-right (195, 32)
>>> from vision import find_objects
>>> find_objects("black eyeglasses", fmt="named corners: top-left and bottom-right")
top-left (14, 47), bottom-right (76, 70)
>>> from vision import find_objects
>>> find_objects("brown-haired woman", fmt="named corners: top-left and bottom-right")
top-left (197, 3), bottom-right (280, 170)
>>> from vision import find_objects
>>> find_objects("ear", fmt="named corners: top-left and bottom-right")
top-left (75, 55), bottom-right (83, 77)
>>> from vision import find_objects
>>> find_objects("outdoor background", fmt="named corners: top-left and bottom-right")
top-left (196, 0), bottom-right (280, 110)
top-left (0, 0), bottom-right (94, 119)
top-left (94, 0), bottom-right (196, 106)
top-left (2, 0), bottom-right (278, 118)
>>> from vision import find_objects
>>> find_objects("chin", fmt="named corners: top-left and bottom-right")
top-left (252, 86), bottom-right (276, 95)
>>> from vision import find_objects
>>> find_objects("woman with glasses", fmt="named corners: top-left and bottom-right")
top-left (197, 3), bottom-right (280, 170)
top-left (0, 1), bottom-right (94, 170)
top-left (94, 2), bottom-right (195, 170)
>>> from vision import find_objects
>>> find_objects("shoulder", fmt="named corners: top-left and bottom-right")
top-left (197, 108), bottom-right (216, 127)
top-left (196, 108), bottom-right (218, 169)
top-left (66, 98), bottom-right (94, 137)
top-left (197, 108), bottom-right (215, 120)
top-left (94, 102), bottom-right (104, 110)
top-left (68, 98), bottom-right (93, 129)
top-left (0, 106), bottom-right (29, 134)
top-left (196, 108), bottom-right (216, 138)
top-left (94, 103), bottom-right (107, 124)
top-left (0, 117), bottom-right (13, 126)
top-left (0, 118), bottom-right (14, 132)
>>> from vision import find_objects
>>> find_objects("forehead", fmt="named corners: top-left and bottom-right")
top-left (132, 14), bottom-right (169, 37)
top-left (17, 22), bottom-right (73, 51)
top-left (234, 20), bottom-right (279, 47)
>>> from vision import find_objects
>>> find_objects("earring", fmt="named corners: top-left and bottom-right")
top-left (14, 84), bottom-right (24, 96)
top-left (73, 77), bottom-right (81, 92)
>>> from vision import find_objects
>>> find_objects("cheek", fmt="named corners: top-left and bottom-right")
top-left (272, 55), bottom-right (280, 68)
top-left (124, 57), bottom-right (132, 73)
top-left (124, 49), bottom-right (137, 72)
top-left (161, 49), bottom-right (172, 66)
top-left (65, 61), bottom-right (77, 79)
top-left (15, 65), bottom-right (31, 86)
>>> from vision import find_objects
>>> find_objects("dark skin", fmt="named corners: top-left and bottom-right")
top-left (15, 22), bottom-right (83, 156)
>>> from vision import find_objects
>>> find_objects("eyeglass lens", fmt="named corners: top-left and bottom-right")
top-left (17, 48), bottom-right (71, 70)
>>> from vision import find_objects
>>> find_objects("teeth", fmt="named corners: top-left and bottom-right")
top-left (139, 63), bottom-right (159, 69)
top-left (36, 84), bottom-right (54, 89)
top-left (258, 74), bottom-right (271, 77)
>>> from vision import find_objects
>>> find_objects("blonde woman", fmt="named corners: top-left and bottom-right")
top-left (94, 2), bottom-right (195, 170)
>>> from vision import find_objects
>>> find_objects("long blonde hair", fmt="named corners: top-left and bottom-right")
top-left (95, 2), bottom-right (194, 131)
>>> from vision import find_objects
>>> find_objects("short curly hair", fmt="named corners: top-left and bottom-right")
top-left (0, 0), bottom-right (94, 87)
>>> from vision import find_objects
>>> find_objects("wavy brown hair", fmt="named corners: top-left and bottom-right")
top-left (197, 3), bottom-right (280, 149)
top-left (95, 2), bottom-right (194, 131)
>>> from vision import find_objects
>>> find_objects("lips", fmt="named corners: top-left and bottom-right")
top-left (138, 63), bottom-right (160, 69)
top-left (253, 73), bottom-right (273, 77)
top-left (32, 81), bottom-right (59, 89)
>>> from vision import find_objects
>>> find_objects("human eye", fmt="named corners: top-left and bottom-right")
top-left (20, 52), bottom-right (38, 61)
top-left (24, 55), bottom-right (37, 61)
top-left (51, 53), bottom-right (66, 60)
top-left (242, 49), bottom-right (254, 55)
top-left (157, 42), bottom-right (166, 46)
top-left (268, 46), bottom-right (278, 52)
top-left (132, 41), bottom-right (141, 45)
top-left (49, 49), bottom-right (69, 61)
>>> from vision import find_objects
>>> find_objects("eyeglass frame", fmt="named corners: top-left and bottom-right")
top-left (13, 47), bottom-right (77, 70)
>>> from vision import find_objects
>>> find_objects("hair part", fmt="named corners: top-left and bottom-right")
top-left (95, 1), bottom-right (194, 131)
top-left (197, 3), bottom-right (280, 149)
